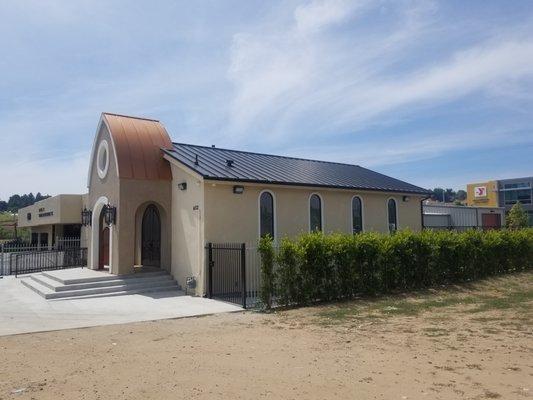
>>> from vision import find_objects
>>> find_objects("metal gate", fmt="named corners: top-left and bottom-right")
top-left (206, 243), bottom-right (247, 308)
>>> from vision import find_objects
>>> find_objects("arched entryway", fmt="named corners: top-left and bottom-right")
top-left (141, 205), bottom-right (161, 268)
top-left (98, 207), bottom-right (110, 270)
top-left (99, 226), bottom-right (110, 269)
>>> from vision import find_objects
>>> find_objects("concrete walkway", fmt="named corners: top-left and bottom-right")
top-left (0, 275), bottom-right (242, 336)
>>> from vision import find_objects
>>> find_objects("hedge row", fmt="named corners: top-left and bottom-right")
top-left (258, 229), bottom-right (533, 308)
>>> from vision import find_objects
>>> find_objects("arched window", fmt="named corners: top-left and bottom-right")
top-left (309, 194), bottom-right (322, 232)
top-left (352, 196), bottom-right (363, 234)
top-left (387, 198), bottom-right (397, 233)
top-left (259, 191), bottom-right (275, 238)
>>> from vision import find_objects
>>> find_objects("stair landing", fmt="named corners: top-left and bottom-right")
top-left (21, 268), bottom-right (180, 300)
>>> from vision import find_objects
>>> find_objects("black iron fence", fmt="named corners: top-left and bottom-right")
top-left (12, 247), bottom-right (88, 277)
top-left (206, 243), bottom-right (247, 308)
top-left (0, 237), bottom-right (82, 276)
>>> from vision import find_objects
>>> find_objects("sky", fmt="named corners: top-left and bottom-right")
top-left (1, 0), bottom-right (532, 200)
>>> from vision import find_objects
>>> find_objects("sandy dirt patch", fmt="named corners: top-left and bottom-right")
top-left (0, 272), bottom-right (531, 399)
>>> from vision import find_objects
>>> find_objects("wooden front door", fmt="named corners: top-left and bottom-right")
top-left (99, 226), bottom-right (110, 269)
top-left (482, 213), bottom-right (501, 230)
top-left (141, 205), bottom-right (161, 267)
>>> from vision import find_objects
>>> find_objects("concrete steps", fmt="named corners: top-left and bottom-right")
top-left (22, 270), bottom-right (179, 300)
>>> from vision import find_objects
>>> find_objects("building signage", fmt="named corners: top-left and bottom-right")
top-left (474, 186), bottom-right (487, 198)
top-left (38, 207), bottom-right (54, 218)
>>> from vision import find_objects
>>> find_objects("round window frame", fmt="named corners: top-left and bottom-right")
top-left (96, 140), bottom-right (110, 179)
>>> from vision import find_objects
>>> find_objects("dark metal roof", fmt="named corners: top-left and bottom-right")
top-left (163, 143), bottom-right (430, 195)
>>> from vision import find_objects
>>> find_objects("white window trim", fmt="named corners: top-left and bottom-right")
top-left (386, 197), bottom-right (399, 233)
top-left (351, 195), bottom-right (364, 233)
top-left (96, 139), bottom-right (110, 179)
top-left (308, 192), bottom-right (324, 232)
top-left (258, 189), bottom-right (277, 240)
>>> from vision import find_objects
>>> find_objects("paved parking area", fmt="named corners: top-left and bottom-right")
top-left (0, 276), bottom-right (242, 336)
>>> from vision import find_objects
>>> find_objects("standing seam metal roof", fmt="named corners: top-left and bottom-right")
top-left (163, 143), bottom-right (430, 195)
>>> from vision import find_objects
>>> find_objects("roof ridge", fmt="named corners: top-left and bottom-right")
top-left (171, 142), bottom-right (362, 168)
top-left (103, 112), bottom-right (160, 122)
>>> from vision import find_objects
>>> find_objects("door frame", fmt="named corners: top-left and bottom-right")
top-left (99, 226), bottom-right (110, 269)
top-left (90, 196), bottom-right (113, 272)
top-left (141, 204), bottom-right (162, 267)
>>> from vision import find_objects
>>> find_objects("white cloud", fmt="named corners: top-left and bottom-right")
top-left (1, 1), bottom-right (533, 197)
top-left (227, 1), bottom-right (533, 144)
top-left (293, 0), bottom-right (366, 34)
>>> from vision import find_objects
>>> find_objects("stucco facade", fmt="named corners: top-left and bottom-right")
top-left (26, 112), bottom-right (428, 297)
top-left (203, 181), bottom-right (423, 243)
top-left (18, 194), bottom-right (83, 247)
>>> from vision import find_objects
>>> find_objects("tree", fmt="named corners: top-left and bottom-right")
top-left (456, 190), bottom-right (467, 201)
top-left (506, 202), bottom-right (528, 229)
top-left (430, 188), bottom-right (457, 203)
top-left (3, 192), bottom-right (50, 212)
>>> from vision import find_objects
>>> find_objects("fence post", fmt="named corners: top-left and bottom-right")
top-left (241, 243), bottom-right (247, 309)
top-left (207, 243), bottom-right (213, 299)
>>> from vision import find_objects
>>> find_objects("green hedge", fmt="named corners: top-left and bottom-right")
top-left (258, 229), bottom-right (533, 308)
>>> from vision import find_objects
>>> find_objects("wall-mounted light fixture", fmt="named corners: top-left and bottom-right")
top-left (178, 182), bottom-right (187, 190)
top-left (81, 208), bottom-right (92, 226)
top-left (402, 196), bottom-right (410, 202)
top-left (104, 204), bottom-right (116, 226)
top-left (233, 185), bottom-right (244, 194)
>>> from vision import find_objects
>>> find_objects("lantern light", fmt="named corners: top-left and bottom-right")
top-left (104, 204), bottom-right (116, 226)
top-left (81, 208), bottom-right (92, 226)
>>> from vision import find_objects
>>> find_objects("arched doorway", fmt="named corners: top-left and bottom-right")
top-left (99, 226), bottom-right (110, 269)
top-left (98, 208), bottom-right (110, 270)
top-left (141, 205), bottom-right (161, 267)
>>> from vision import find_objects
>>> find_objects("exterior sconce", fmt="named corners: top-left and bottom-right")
top-left (104, 204), bottom-right (116, 226)
top-left (178, 182), bottom-right (187, 190)
top-left (403, 196), bottom-right (410, 202)
top-left (233, 185), bottom-right (244, 194)
top-left (81, 208), bottom-right (92, 226)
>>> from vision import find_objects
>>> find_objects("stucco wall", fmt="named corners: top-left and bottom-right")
top-left (85, 124), bottom-right (120, 272)
top-left (118, 179), bottom-right (172, 274)
top-left (18, 195), bottom-right (82, 228)
top-left (85, 122), bottom-right (173, 275)
top-left (204, 181), bottom-right (424, 244)
top-left (169, 163), bottom-right (204, 294)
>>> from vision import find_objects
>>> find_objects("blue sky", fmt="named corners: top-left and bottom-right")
top-left (1, 0), bottom-right (532, 199)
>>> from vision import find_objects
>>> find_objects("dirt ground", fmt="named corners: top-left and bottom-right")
top-left (1, 272), bottom-right (531, 400)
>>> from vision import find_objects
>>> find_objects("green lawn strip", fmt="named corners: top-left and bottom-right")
top-left (314, 273), bottom-right (532, 325)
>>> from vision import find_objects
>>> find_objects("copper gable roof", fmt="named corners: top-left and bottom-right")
top-left (102, 113), bottom-right (172, 180)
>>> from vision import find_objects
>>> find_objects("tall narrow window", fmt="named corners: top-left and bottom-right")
top-left (259, 191), bottom-right (274, 238)
top-left (310, 194), bottom-right (322, 232)
top-left (352, 196), bottom-right (363, 233)
top-left (387, 198), bottom-right (397, 233)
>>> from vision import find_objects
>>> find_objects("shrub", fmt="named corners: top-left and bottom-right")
top-left (507, 202), bottom-right (529, 229)
top-left (258, 235), bottom-right (275, 309)
top-left (257, 228), bottom-right (533, 308)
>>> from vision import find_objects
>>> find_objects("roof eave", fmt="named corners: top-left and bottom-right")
top-left (203, 176), bottom-right (430, 195)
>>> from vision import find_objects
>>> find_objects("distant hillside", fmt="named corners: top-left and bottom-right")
top-left (0, 212), bottom-right (29, 241)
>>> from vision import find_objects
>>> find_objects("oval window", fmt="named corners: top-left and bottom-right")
top-left (97, 140), bottom-right (109, 179)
